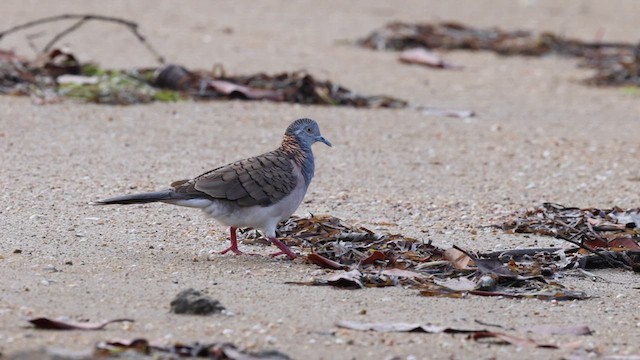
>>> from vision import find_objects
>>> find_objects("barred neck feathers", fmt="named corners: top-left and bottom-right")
top-left (280, 134), bottom-right (314, 187)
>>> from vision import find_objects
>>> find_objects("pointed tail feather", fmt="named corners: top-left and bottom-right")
top-left (92, 190), bottom-right (174, 205)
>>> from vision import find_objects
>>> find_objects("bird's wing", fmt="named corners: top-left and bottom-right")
top-left (172, 150), bottom-right (298, 207)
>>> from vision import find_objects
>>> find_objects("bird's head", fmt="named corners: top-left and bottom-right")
top-left (287, 118), bottom-right (332, 148)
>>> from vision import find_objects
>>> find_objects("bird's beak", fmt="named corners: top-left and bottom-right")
top-left (316, 135), bottom-right (332, 147)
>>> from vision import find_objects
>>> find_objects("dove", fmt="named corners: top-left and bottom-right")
top-left (94, 118), bottom-right (331, 259)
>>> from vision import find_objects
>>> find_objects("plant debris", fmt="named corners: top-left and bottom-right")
top-left (398, 47), bottom-right (462, 69)
top-left (0, 47), bottom-right (408, 107)
top-left (359, 21), bottom-right (640, 87)
top-left (170, 288), bottom-right (226, 315)
top-left (165, 65), bottom-right (408, 108)
top-left (241, 214), bottom-right (589, 300)
top-left (0, 14), bottom-right (477, 114)
top-left (0, 15), bottom-right (475, 116)
top-left (336, 321), bottom-right (585, 349)
top-left (522, 324), bottom-right (593, 336)
top-left (336, 320), bottom-right (478, 334)
top-left (501, 203), bottom-right (640, 271)
top-left (28, 317), bottom-right (133, 330)
top-left (468, 331), bottom-right (581, 350)
top-left (94, 338), bottom-right (291, 359)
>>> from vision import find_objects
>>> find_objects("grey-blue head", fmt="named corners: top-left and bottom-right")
top-left (286, 118), bottom-right (332, 149)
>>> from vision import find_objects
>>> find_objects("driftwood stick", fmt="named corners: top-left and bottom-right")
top-left (0, 14), bottom-right (165, 64)
top-left (478, 247), bottom-right (566, 259)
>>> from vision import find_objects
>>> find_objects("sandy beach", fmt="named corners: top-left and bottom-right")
top-left (2, 1), bottom-right (640, 358)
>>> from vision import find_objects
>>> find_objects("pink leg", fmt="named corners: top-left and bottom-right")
top-left (269, 238), bottom-right (297, 260)
top-left (219, 227), bottom-right (244, 255)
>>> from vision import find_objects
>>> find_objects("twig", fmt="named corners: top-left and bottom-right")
top-left (0, 14), bottom-right (165, 64)
top-left (478, 247), bottom-right (566, 260)
top-left (42, 18), bottom-right (88, 54)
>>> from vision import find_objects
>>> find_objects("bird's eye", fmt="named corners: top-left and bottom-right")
top-left (306, 127), bottom-right (312, 132)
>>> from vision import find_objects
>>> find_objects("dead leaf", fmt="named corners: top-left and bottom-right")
top-left (419, 288), bottom-right (466, 298)
top-left (29, 317), bottom-right (133, 330)
top-left (307, 253), bottom-right (348, 270)
top-left (418, 106), bottom-right (475, 118)
top-left (42, 48), bottom-right (81, 77)
top-left (609, 237), bottom-right (640, 250)
top-left (399, 47), bottom-right (462, 69)
top-left (95, 338), bottom-right (290, 359)
top-left (379, 268), bottom-right (424, 279)
top-left (206, 80), bottom-right (283, 101)
top-left (443, 247), bottom-right (471, 269)
top-left (94, 338), bottom-right (152, 355)
top-left (337, 321), bottom-right (581, 350)
top-left (469, 331), bottom-right (580, 349)
top-left (468, 289), bottom-right (589, 301)
top-left (336, 320), bottom-right (475, 334)
top-left (522, 324), bottom-right (592, 336)
top-left (453, 246), bottom-right (520, 278)
top-left (325, 269), bottom-right (364, 289)
top-left (362, 251), bottom-right (386, 265)
top-left (609, 209), bottom-right (640, 227)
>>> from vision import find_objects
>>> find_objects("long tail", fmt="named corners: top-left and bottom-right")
top-left (92, 190), bottom-right (174, 205)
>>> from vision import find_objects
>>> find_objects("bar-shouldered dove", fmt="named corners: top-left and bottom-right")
top-left (93, 118), bottom-right (331, 259)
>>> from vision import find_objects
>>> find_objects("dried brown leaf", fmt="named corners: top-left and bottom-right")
top-left (443, 247), bottom-right (471, 269)
top-left (29, 317), bottom-right (133, 330)
top-left (609, 237), bottom-right (640, 250)
top-left (325, 269), bottom-right (364, 289)
top-left (362, 251), bottom-right (386, 265)
top-left (206, 80), bottom-right (283, 101)
top-left (307, 253), bottom-right (349, 270)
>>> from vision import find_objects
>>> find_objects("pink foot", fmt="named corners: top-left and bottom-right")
top-left (219, 245), bottom-right (244, 255)
top-left (219, 227), bottom-right (244, 255)
top-left (217, 227), bottom-right (260, 256)
top-left (269, 238), bottom-right (297, 260)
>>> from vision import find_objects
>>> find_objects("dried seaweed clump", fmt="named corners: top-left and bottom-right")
top-left (359, 21), bottom-right (640, 87)
top-left (239, 214), bottom-right (589, 300)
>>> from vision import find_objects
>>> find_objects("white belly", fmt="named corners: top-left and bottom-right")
top-left (202, 177), bottom-right (307, 238)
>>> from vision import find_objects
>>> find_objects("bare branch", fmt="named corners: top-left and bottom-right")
top-left (42, 18), bottom-right (88, 54)
top-left (0, 14), bottom-right (165, 64)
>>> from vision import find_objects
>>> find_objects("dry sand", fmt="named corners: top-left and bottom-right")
top-left (1, 1), bottom-right (640, 359)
